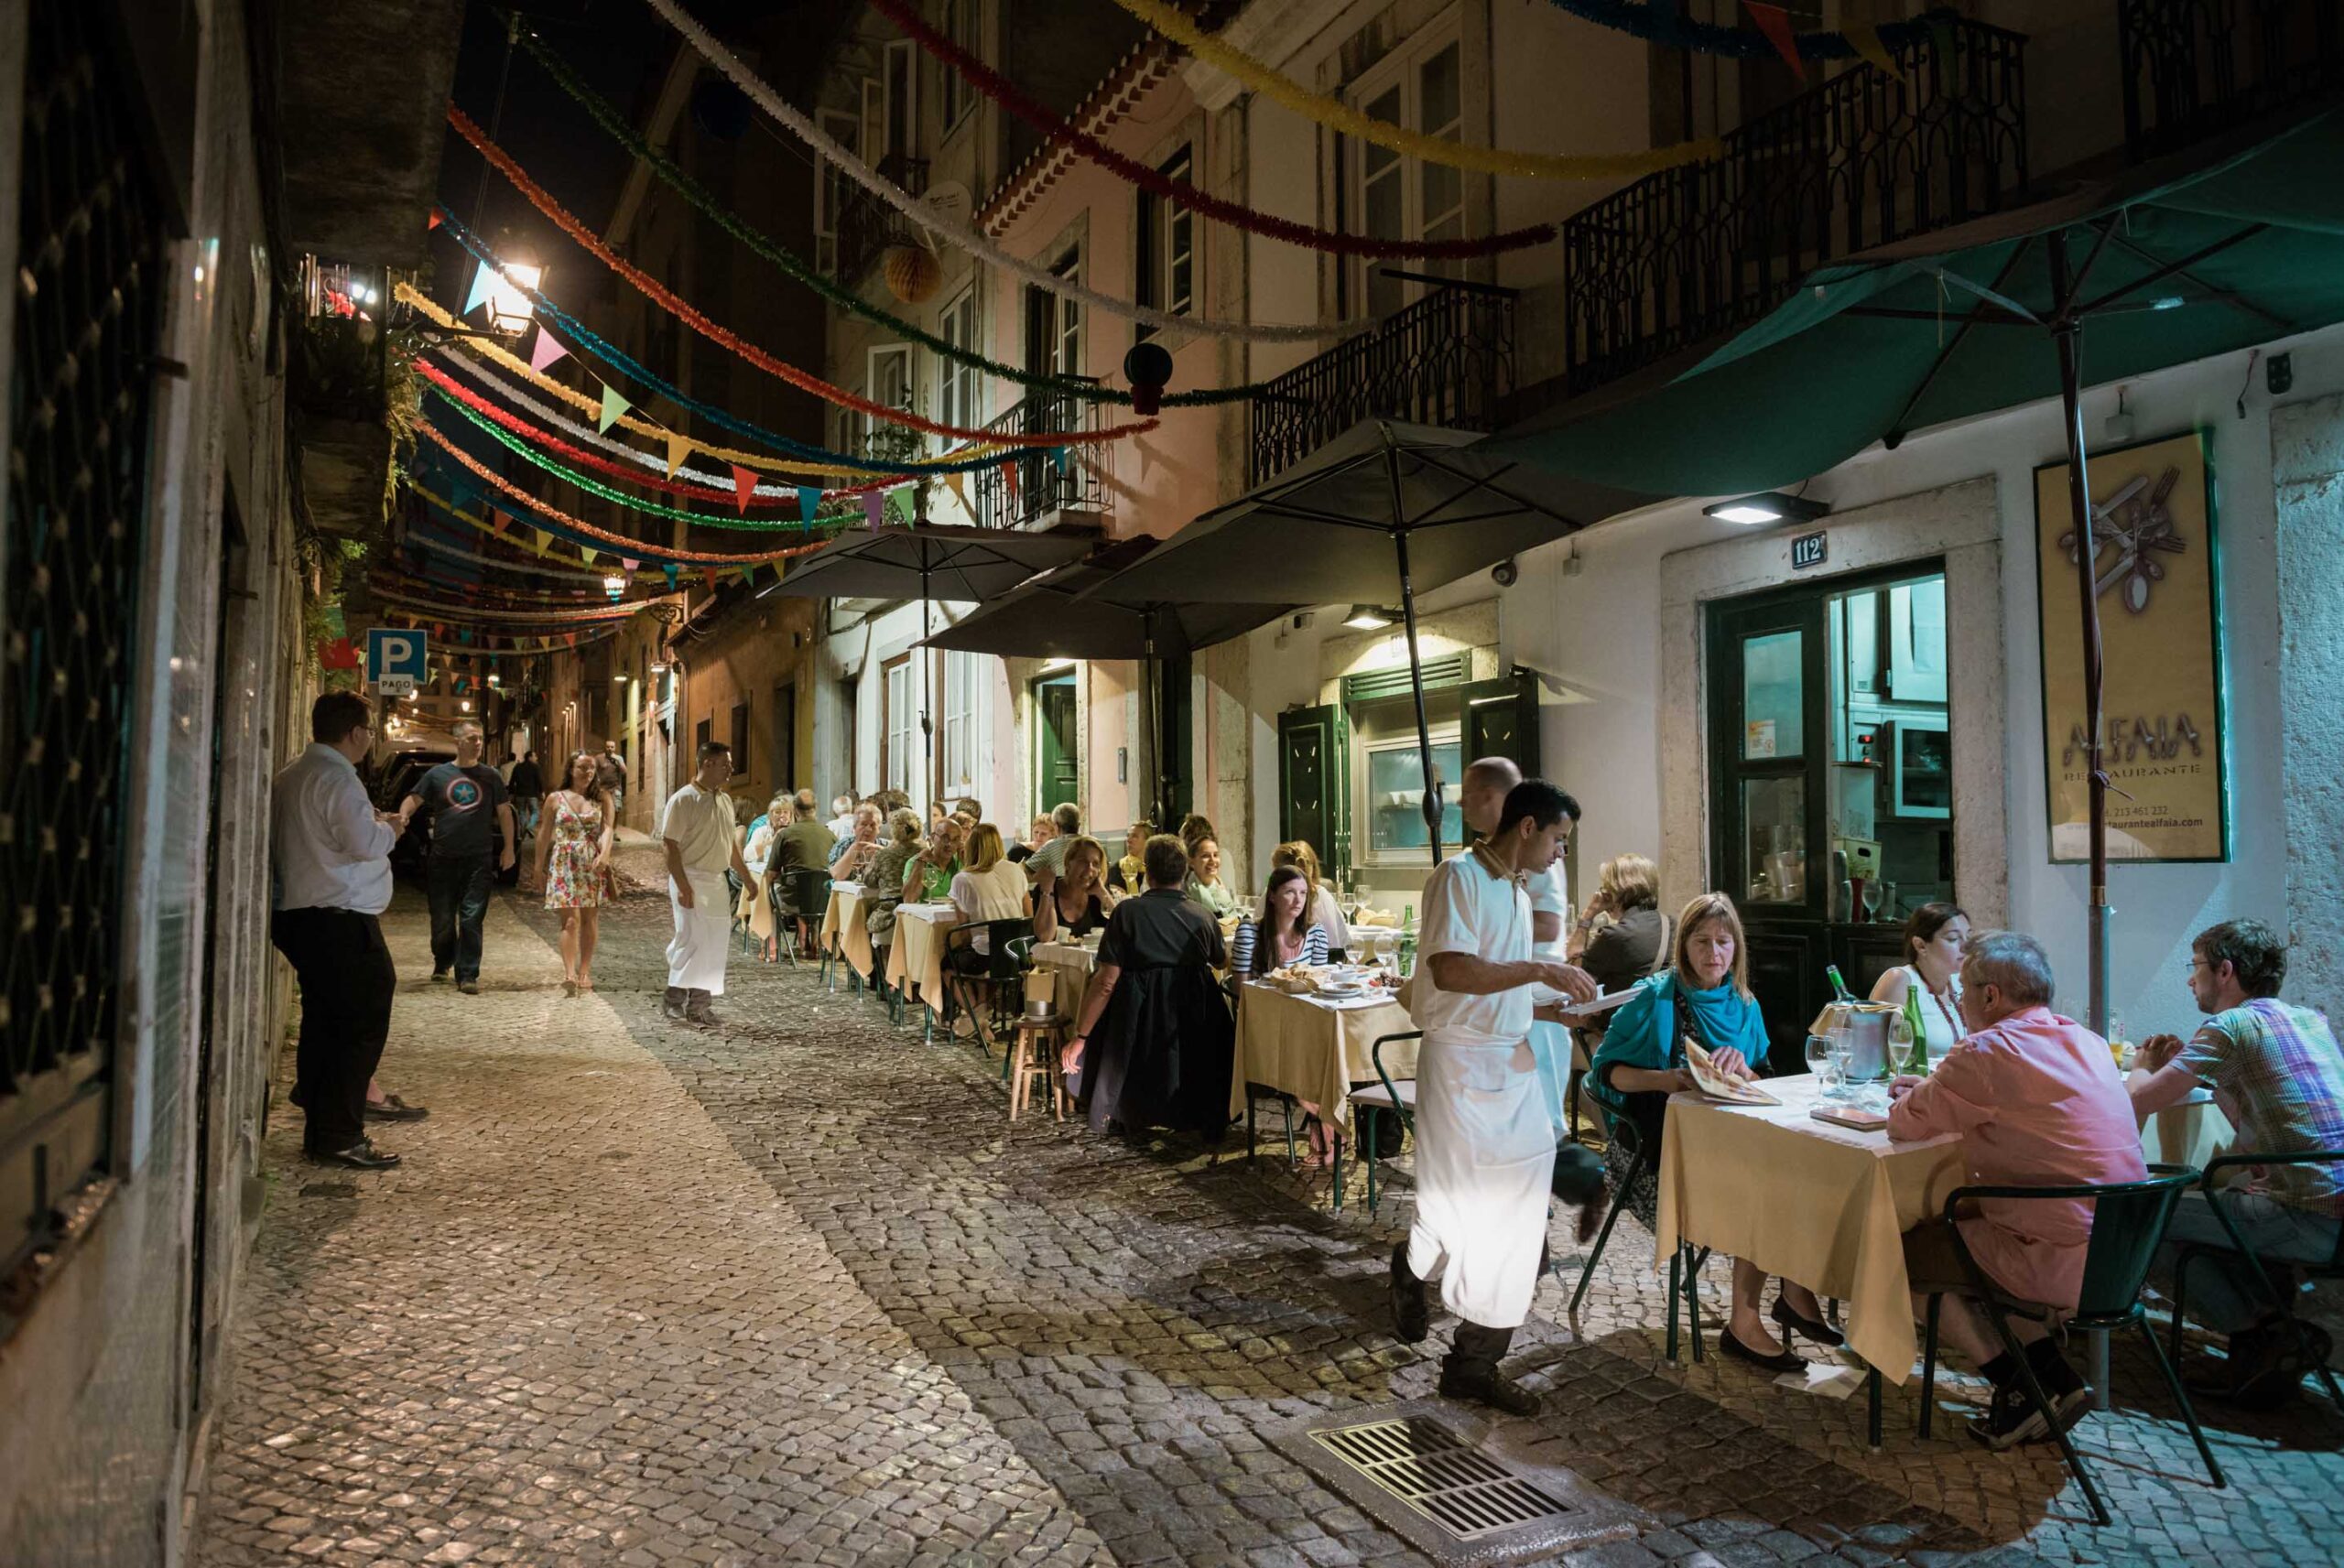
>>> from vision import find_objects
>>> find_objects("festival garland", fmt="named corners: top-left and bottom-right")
top-left (371, 571), bottom-right (668, 611)
top-left (398, 527), bottom-right (614, 583)
top-left (865, 0), bottom-right (1552, 260)
top-left (434, 211), bottom-right (1040, 477)
top-left (642, 0), bottom-right (1349, 344)
top-left (370, 586), bottom-right (652, 622)
top-left (417, 422), bottom-right (830, 567)
top-left (1542, 0), bottom-right (1924, 65)
top-left (518, 27), bottom-right (1269, 409)
top-left (376, 615), bottom-right (629, 653)
top-left (449, 105), bottom-right (1150, 449)
top-left (1102, 0), bottom-right (1721, 178)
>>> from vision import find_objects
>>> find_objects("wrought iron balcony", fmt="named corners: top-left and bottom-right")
top-left (834, 154), bottom-right (929, 285)
top-left (971, 387), bottom-right (1108, 530)
top-left (1246, 277), bottom-right (1516, 487)
top-left (2121, 0), bottom-right (2344, 162)
top-left (1562, 17), bottom-right (2027, 396)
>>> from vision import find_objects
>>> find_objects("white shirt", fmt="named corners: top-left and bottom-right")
top-left (950, 860), bottom-right (1032, 924)
top-left (1308, 883), bottom-right (1351, 954)
top-left (272, 743), bottom-right (396, 914)
top-left (1527, 864), bottom-right (1568, 958)
top-left (659, 784), bottom-right (736, 873)
top-left (827, 812), bottom-right (855, 841)
top-left (1411, 848), bottom-right (1534, 1044)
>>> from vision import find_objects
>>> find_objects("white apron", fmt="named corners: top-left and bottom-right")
top-left (1405, 1027), bottom-right (1557, 1329)
top-left (667, 868), bottom-right (732, 993)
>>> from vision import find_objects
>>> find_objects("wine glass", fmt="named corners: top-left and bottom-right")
top-left (1806, 1034), bottom-right (1838, 1096)
top-left (1826, 1027), bottom-right (1855, 1100)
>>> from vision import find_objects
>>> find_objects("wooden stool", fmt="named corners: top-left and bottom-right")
top-left (1009, 1012), bottom-right (1069, 1122)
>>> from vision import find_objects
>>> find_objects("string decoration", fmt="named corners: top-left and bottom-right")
top-left (372, 570), bottom-right (665, 610)
top-left (417, 423), bottom-right (830, 567)
top-left (1102, 0), bottom-right (1721, 178)
top-left (516, 28), bottom-right (1279, 408)
top-left (865, 0), bottom-right (1555, 260)
top-left (397, 525), bottom-right (613, 582)
top-left (409, 478), bottom-right (636, 574)
top-left (370, 587), bottom-right (653, 622)
top-left (1541, 0), bottom-right (1925, 66)
top-left (447, 107), bottom-right (1152, 449)
top-left (641, 0), bottom-right (1351, 344)
top-left (432, 211), bottom-right (1040, 477)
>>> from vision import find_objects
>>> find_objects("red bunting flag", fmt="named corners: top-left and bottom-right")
top-left (1742, 1), bottom-right (1806, 79)
top-left (730, 464), bottom-right (758, 515)
top-left (704, 567), bottom-right (722, 592)
top-left (487, 508), bottom-right (508, 535)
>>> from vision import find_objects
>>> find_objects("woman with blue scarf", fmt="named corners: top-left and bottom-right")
top-left (1590, 892), bottom-right (1839, 1372)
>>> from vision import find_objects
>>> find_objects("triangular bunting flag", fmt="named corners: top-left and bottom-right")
top-left (863, 491), bottom-right (884, 532)
top-left (730, 464), bottom-right (757, 515)
top-left (797, 486), bottom-right (822, 530)
top-left (529, 326), bottom-right (570, 374)
top-left (621, 557), bottom-right (639, 573)
top-left (1003, 460), bottom-right (1020, 507)
top-left (663, 432), bottom-right (691, 478)
top-left (462, 259), bottom-right (498, 318)
top-left (597, 384), bottom-right (630, 434)
top-left (704, 568), bottom-right (722, 592)
top-left (1047, 446), bottom-right (1070, 476)
top-left (1849, 22), bottom-right (1900, 78)
top-left (943, 471), bottom-right (969, 517)
top-left (581, 546), bottom-right (599, 565)
top-left (884, 488), bottom-right (908, 524)
top-left (488, 508), bottom-right (508, 535)
top-left (663, 564), bottom-right (679, 589)
top-left (533, 528), bottom-right (552, 556)
top-left (1742, 2), bottom-right (1805, 79)
top-left (427, 209), bottom-right (443, 232)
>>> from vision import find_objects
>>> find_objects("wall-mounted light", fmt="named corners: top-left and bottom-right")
top-left (1041, 655), bottom-right (1076, 671)
top-left (1701, 492), bottom-right (1829, 526)
top-left (1343, 604), bottom-right (1398, 631)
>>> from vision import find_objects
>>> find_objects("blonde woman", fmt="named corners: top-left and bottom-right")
top-left (535, 752), bottom-right (617, 995)
top-left (1568, 853), bottom-right (1669, 1022)
top-left (1034, 836), bottom-right (1110, 941)
top-left (943, 823), bottom-right (1033, 1037)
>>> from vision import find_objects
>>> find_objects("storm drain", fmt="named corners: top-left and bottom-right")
top-left (1271, 1401), bottom-right (1643, 1564)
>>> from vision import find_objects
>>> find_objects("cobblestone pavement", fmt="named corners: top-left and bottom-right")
top-left (191, 863), bottom-right (2344, 1567)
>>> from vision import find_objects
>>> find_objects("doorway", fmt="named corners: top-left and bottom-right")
top-left (1707, 562), bottom-right (1955, 1068)
top-left (1033, 672), bottom-right (1079, 817)
top-left (770, 682), bottom-right (798, 795)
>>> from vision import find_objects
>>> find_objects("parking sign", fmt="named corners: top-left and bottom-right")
top-left (367, 628), bottom-right (428, 697)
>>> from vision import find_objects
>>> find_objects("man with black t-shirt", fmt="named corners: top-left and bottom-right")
top-left (402, 719), bottom-right (515, 993)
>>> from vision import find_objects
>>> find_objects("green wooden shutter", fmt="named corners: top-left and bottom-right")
top-left (1277, 702), bottom-right (1351, 882)
top-left (1460, 671), bottom-right (1541, 847)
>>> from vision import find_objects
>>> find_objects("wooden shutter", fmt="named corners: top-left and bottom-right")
top-left (1277, 702), bottom-right (1352, 882)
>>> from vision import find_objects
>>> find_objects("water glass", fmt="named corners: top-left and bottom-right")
top-left (1827, 1028), bottom-right (1856, 1098)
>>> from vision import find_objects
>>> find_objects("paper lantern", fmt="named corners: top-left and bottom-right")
top-left (1123, 341), bottom-right (1174, 416)
top-left (883, 243), bottom-right (941, 305)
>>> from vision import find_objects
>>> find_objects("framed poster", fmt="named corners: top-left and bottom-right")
top-left (2033, 429), bottom-right (2228, 863)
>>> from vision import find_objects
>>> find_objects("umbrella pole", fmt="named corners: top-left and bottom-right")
top-left (1143, 607), bottom-right (1163, 829)
top-left (2049, 232), bottom-right (2111, 1034)
top-left (920, 564), bottom-right (935, 816)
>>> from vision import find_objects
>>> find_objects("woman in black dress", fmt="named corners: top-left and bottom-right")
top-left (1065, 834), bottom-right (1233, 1139)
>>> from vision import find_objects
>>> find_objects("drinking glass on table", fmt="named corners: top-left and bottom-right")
top-left (1826, 1025), bottom-right (1855, 1099)
top-left (1806, 1033), bottom-right (1835, 1090)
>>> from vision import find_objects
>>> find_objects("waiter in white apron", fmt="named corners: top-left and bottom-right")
top-left (1392, 778), bottom-right (1597, 1415)
top-left (660, 740), bottom-right (754, 1024)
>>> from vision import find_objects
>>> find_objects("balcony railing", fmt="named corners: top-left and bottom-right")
top-left (1562, 17), bottom-right (2027, 396)
top-left (1246, 277), bottom-right (1516, 486)
top-left (834, 155), bottom-right (929, 284)
top-left (971, 387), bottom-right (1108, 530)
top-left (2121, 0), bottom-right (2344, 162)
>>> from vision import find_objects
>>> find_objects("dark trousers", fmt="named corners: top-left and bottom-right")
top-left (427, 851), bottom-right (494, 980)
top-left (272, 909), bottom-right (396, 1152)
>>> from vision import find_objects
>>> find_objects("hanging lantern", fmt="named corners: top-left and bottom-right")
top-left (882, 243), bottom-right (941, 305)
top-left (1123, 341), bottom-right (1175, 416)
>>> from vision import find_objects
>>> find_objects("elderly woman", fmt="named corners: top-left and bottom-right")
top-left (1065, 835), bottom-right (1233, 1140)
top-left (1568, 853), bottom-right (1668, 1040)
top-left (1185, 836), bottom-right (1241, 920)
top-left (1870, 901), bottom-right (1971, 1060)
top-left (1034, 835), bottom-right (1111, 941)
top-left (1591, 892), bottom-right (1837, 1371)
top-left (829, 801), bottom-right (884, 881)
top-left (863, 807), bottom-right (926, 958)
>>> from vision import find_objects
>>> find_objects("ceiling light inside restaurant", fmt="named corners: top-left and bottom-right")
top-left (1702, 492), bottom-right (1830, 526)
top-left (1343, 604), bottom-right (1397, 631)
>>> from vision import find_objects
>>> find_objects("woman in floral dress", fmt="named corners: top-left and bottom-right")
top-left (531, 752), bottom-right (616, 995)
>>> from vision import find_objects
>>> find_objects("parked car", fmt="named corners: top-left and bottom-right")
top-left (371, 748), bottom-right (451, 880)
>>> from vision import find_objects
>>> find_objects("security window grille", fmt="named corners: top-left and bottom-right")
top-left (2, 0), bottom-right (165, 1280)
top-left (1134, 146), bottom-right (1194, 341)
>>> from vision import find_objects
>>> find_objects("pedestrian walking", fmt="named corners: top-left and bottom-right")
top-left (661, 740), bottom-right (753, 1024)
top-left (597, 740), bottom-right (629, 821)
top-left (509, 748), bottom-right (545, 837)
top-left (269, 691), bottom-right (411, 1169)
top-left (401, 719), bottom-right (515, 994)
top-left (1389, 779), bottom-right (1596, 1416)
top-left (531, 752), bottom-right (618, 996)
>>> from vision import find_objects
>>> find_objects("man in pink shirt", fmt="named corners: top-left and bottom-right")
top-left (1887, 931), bottom-right (2148, 1448)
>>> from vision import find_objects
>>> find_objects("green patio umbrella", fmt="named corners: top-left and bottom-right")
top-left (1485, 107), bottom-right (2344, 1030)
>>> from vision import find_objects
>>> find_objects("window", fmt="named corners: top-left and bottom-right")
top-left (865, 344), bottom-right (917, 462)
top-left (1358, 726), bottom-right (1464, 866)
top-left (939, 651), bottom-right (979, 794)
top-left (1349, 29), bottom-right (1464, 319)
top-left (1024, 248), bottom-right (1082, 376)
top-left (730, 701), bottom-right (750, 772)
top-left (941, 0), bottom-right (982, 131)
top-left (883, 653), bottom-right (916, 797)
top-left (938, 288), bottom-right (983, 443)
top-left (882, 38), bottom-right (918, 161)
top-left (813, 108), bottom-right (861, 273)
top-left (1134, 146), bottom-right (1194, 339)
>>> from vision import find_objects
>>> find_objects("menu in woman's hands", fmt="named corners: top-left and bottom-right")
top-left (1684, 1041), bottom-right (1781, 1106)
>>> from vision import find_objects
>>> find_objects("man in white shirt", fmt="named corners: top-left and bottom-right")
top-left (270, 691), bottom-right (412, 1169)
top-left (662, 741), bottom-right (754, 1024)
top-left (1393, 779), bottom-right (1596, 1415)
top-left (1460, 757), bottom-right (1579, 1147)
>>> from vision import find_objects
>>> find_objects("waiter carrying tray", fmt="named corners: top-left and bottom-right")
top-left (1391, 779), bottom-right (1599, 1415)
top-left (660, 740), bottom-right (754, 1024)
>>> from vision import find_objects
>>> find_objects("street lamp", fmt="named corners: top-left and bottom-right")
top-left (465, 257), bottom-right (543, 336)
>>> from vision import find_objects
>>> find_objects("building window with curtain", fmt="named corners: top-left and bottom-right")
top-left (939, 651), bottom-right (979, 794)
top-left (1134, 145), bottom-right (1194, 340)
top-left (938, 288), bottom-right (982, 445)
top-left (1348, 26), bottom-right (1463, 319)
top-left (884, 653), bottom-right (917, 797)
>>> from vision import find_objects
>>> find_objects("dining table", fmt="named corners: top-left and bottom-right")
top-left (1230, 979), bottom-right (1415, 1207)
top-left (819, 881), bottom-right (875, 986)
top-left (1028, 939), bottom-right (1097, 1021)
top-left (888, 902), bottom-right (961, 1022)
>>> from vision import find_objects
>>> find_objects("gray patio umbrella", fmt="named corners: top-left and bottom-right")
top-left (771, 522), bottom-right (1091, 796)
top-left (1083, 420), bottom-right (1653, 864)
top-left (919, 538), bottom-right (1293, 822)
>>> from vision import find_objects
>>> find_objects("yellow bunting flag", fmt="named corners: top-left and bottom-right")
top-left (942, 470), bottom-right (969, 518)
top-left (665, 431), bottom-right (692, 478)
top-left (1849, 23), bottom-right (1901, 79)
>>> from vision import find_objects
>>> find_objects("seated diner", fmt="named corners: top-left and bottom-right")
top-left (1270, 840), bottom-right (1349, 960)
top-left (1107, 819), bottom-right (1151, 898)
top-left (1185, 835), bottom-right (1241, 920)
top-left (1566, 852), bottom-right (1667, 1041)
top-left (1230, 866), bottom-right (1330, 976)
top-left (1869, 901), bottom-right (1970, 1058)
top-left (1034, 835), bottom-right (1111, 941)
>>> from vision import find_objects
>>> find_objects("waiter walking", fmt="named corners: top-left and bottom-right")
top-left (1392, 779), bottom-right (1596, 1415)
top-left (660, 740), bottom-right (753, 1024)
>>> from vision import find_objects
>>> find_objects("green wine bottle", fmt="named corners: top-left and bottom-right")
top-left (1826, 964), bottom-right (1854, 1003)
top-left (1901, 985), bottom-right (1930, 1075)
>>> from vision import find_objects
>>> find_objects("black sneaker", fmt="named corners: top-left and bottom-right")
top-left (1967, 1376), bottom-right (2089, 1450)
top-left (306, 1139), bottom-right (403, 1171)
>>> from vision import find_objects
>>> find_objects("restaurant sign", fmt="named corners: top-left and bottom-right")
top-left (2033, 429), bottom-right (2228, 863)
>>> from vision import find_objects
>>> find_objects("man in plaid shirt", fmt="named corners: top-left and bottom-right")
top-left (2135, 918), bottom-right (2344, 1406)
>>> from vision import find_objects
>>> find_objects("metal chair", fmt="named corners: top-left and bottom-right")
top-left (1344, 1031), bottom-right (1419, 1217)
top-left (724, 869), bottom-right (750, 953)
top-left (2166, 1148), bottom-right (2344, 1412)
top-left (1916, 1165), bottom-right (2222, 1526)
top-left (776, 867), bottom-right (831, 979)
top-left (1569, 1092), bottom-right (1707, 1365)
top-left (941, 917), bottom-right (1036, 1063)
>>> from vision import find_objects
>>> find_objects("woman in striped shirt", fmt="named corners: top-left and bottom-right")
top-left (1231, 866), bottom-right (1331, 976)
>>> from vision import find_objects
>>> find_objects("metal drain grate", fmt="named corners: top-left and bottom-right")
top-left (1313, 1417), bottom-right (1575, 1541)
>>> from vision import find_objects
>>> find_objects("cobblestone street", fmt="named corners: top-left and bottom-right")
top-left (190, 866), bottom-right (2344, 1567)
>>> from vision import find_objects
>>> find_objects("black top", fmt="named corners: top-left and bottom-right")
top-left (1099, 886), bottom-right (1227, 973)
top-left (1050, 887), bottom-right (1108, 939)
top-left (1006, 842), bottom-right (1036, 863)
top-left (1078, 887), bottom-right (1233, 1137)
top-left (508, 758), bottom-right (544, 797)
top-left (412, 762), bottom-right (507, 858)
top-left (1581, 905), bottom-right (1667, 994)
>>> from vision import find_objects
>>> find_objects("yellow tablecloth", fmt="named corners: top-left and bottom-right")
top-left (1656, 1076), bottom-right (1964, 1384)
top-left (891, 903), bottom-right (960, 1011)
top-left (1030, 940), bottom-right (1096, 1020)
top-left (1229, 982), bottom-right (1416, 1124)
top-left (819, 884), bottom-right (874, 978)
